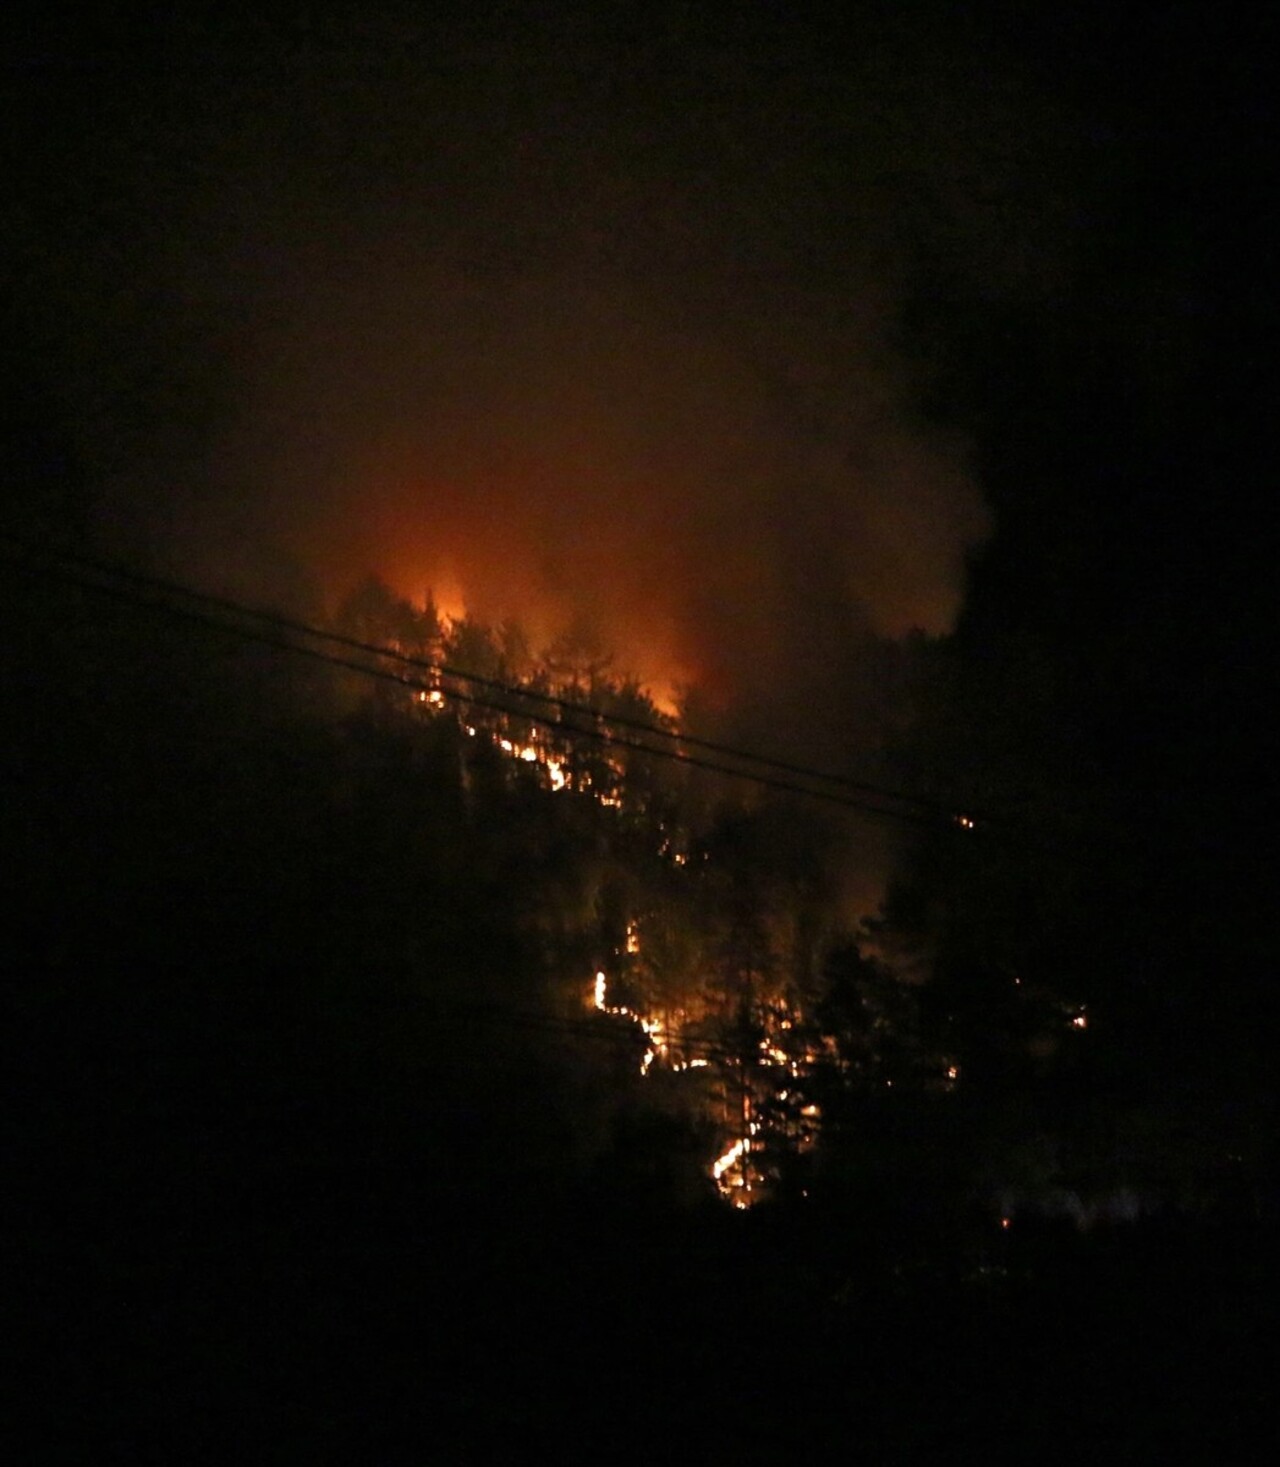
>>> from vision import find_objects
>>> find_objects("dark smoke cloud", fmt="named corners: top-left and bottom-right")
top-left (225, 257), bottom-right (987, 704)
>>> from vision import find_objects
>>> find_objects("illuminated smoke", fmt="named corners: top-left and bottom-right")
top-left (75, 14), bottom-right (1031, 759)
top-left (232, 262), bottom-right (988, 725)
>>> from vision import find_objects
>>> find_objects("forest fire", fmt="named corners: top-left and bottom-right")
top-left (14, 16), bottom-right (1265, 1456)
top-left (591, 958), bottom-right (824, 1205)
top-left (321, 577), bottom-right (964, 1209)
top-left (376, 555), bottom-right (691, 720)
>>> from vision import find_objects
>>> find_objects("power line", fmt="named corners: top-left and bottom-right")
top-left (1, 532), bottom-right (982, 830)
top-left (11, 552), bottom-right (930, 826)
top-left (0, 530), bottom-right (970, 816)
top-left (2, 540), bottom-right (972, 1126)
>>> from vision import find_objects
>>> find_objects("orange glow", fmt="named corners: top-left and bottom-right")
top-left (331, 476), bottom-right (698, 717)
top-left (224, 215), bottom-right (988, 759)
top-left (434, 585), bottom-right (468, 629)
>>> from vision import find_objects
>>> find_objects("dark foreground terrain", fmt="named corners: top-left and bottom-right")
top-left (11, 1094), bottom-right (1273, 1462)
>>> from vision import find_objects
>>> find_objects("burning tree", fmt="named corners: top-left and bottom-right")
top-left (312, 577), bottom-right (958, 1207)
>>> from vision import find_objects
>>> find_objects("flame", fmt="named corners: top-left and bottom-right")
top-left (712, 1137), bottom-right (748, 1182)
top-left (410, 685), bottom-right (825, 1204)
top-left (593, 970), bottom-right (665, 1075)
top-left (373, 546), bottom-right (687, 717)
